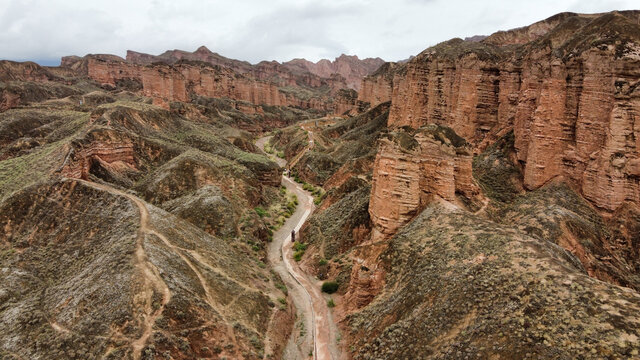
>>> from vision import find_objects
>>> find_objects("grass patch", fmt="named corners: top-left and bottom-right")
top-left (293, 241), bottom-right (307, 262)
top-left (254, 206), bottom-right (268, 217)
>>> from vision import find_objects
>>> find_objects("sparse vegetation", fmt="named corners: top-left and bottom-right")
top-left (293, 241), bottom-right (307, 262)
top-left (254, 206), bottom-right (268, 217)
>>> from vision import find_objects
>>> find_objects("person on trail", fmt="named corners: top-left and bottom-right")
top-left (291, 230), bottom-right (295, 243)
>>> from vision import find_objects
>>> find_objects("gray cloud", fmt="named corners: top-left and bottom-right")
top-left (0, 0), bottom-right (637, 65)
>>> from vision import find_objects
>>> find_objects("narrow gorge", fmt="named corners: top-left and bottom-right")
top-left (1, 8), bottom-right (640, 360)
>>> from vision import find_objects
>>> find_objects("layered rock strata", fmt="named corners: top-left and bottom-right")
top-left (369, 125), bottom-right (481, 238)
top-left (364, 12), bottom-right (640, 237)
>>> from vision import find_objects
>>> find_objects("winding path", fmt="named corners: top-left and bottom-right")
top-left (71, 179), bottom-right (245, 359)
top-left (258, 135), bottom-right (338, 360)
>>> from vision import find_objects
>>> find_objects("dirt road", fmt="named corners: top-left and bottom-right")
top-left (258, 135), bottom-right (338, 360)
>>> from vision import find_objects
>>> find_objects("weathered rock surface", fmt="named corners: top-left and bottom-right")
top-left (80, 56), bottom-right (338, 111)
top-left (284, 54), bottom-right (385, 90)
top-left (369, 125), bottom-right (481, 238)
top-left (358, 62), bottom-right (400, 106)
top-left (365, 11), bottom-right (640, 242)
top-left (122, 47), bottom-right (384, 111)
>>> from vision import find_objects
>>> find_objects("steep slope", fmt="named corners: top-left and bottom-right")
top-left (0, 65), bottom-right (297, 358)
top-left (0, 179), bottom-right (286, 359)
top-left (348, 203), bottom-right (640, 359)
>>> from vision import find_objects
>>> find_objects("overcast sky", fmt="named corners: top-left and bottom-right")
top-left (0, 0), bottom-right (637, 65)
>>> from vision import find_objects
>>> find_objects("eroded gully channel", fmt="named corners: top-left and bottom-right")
top-left (256, 135), bottom-right (339, 360)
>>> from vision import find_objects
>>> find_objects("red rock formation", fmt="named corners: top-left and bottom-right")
top-left (126, 47), bottom-right (383, 91)
top-left (61, 129), bottom-right (137, 180)
top-left (86, 57), bottom-right (141, 87)
top-left (369, 126), bottom-right (481, 239)
top-left (142, 64), bottom-right (188, 106)
top-left (127, 46), bottom-right (254, 73)
top-left (284, 54), bottom-right (385, 90)
top-left (126, 47), bottom-right (357, 93)
top-left (0, 60), bottom-right (56, 82)
top-left (333, 88), bottom-right (359, 115)
top-left (367, 11), bottom-right (640, 227)
top-left (358, 62), bottom-right (398, 106)
top-left (78, 56), bottom-right (319, 110)
top-left (0, 90), bottom-right (20, 112)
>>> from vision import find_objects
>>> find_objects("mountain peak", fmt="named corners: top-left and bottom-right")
top-left (195, 45), bottom-right (212, 54)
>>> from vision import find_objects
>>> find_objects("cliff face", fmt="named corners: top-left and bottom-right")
top-left (127, 46), bottom-right (254, 73)
top-left (124, 47), bottom-right (384, 108)
top-left (357, 62), bottom-right (399, 106)
top-left (365, 12), bottom-right (640, 237)
top-left (284, 54), bottom-right (385, 90)
top-left (62, 47), bottom-right (387, 115)
top-left (81, 57), bottom-right (335, 110)
top-left (369, 125), bottom-right (481, 239)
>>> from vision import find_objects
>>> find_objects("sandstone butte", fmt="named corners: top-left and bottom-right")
top-left (364, 11), bottom-right (640, 239)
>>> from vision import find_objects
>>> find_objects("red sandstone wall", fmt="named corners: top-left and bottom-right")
top-left (370, 43), bottom-right (640, 214)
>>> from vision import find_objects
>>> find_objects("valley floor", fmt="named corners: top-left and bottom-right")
top-left (259, 135), bottom-right (341, 360)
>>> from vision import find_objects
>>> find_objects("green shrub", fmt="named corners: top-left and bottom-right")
top-left (277, 151), bottom-right (285, 158)
top-left (318, 258), bottom-right (328, 266)
top-left (292, 242), bottom-right (307, 261)
top-left (321, 281), bottom-right (339, 294)
top-left (278, 297), bottom-right (287, 305)
top-left (254, 207), bottom-right (268, 217)
top-left (276, 283), bottom-right (288, 295)
top-left (327, 298), bottom-right (335, 308)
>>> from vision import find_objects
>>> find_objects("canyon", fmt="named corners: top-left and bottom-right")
top-left (1, 9), bottom-right (640, 360)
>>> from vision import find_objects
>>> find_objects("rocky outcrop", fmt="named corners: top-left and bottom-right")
top-left (367, 11), bottom-right (640, 222)
top-left (60, 128), bottom-right (138, 181)
top-left (284, 54), bottom-right (385, 90)
top-left (357, 62), bottom-right (400, 106)
top-left (78, 56), bottom-right (344, 111)
top-left (0, 60), bottom-right (57, 82)
top-left (349, 203), bottom-right (640, 360)
top-left (333, 88), bottom-right (359, 115)
top-left (127, 46), bottom-right (254, 73)
top-left (369, 125), bottom-right (481, 239)
top-left (125, 47), bottom-right (384, 102)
